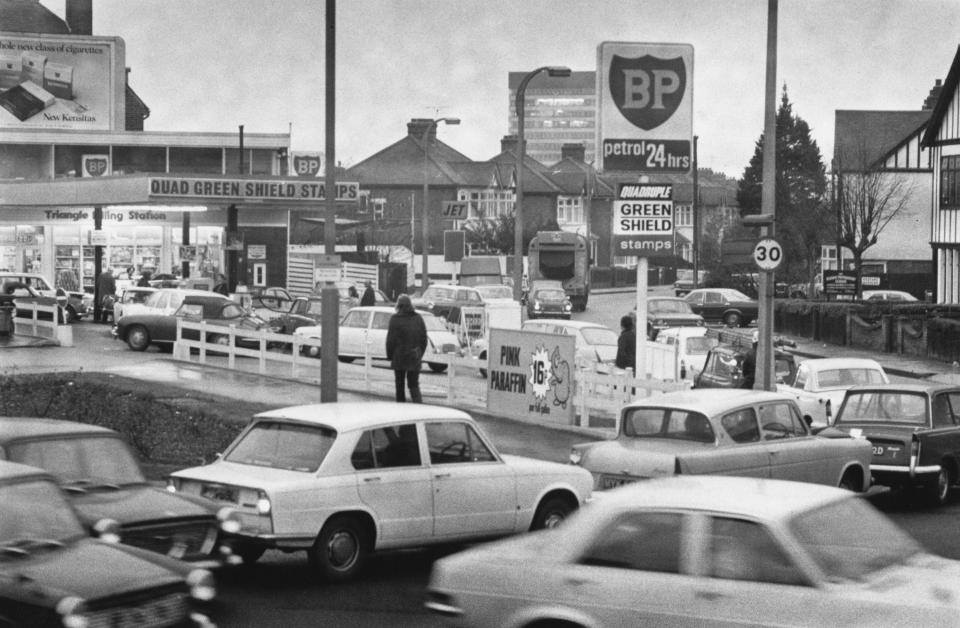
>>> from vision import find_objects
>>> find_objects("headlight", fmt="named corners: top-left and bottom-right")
top-left (656, 319), bottom-right (665, 326)
top-left (217, 506), bottom-right (242, 534)
top-left (563, 302), bottom-right (572, 311)
top-left (256, 491), bottom-right (271, 515)
top-left (533, 301), bottom-right (541, 310)
top-left (569, 448), bottom-right (583, 465)
top-left (166, 477), bottom-right (181, 492)
top-left (187, 569), bottom-right (217, 602)
top-left (92, 518), bottom-right (121, 544)
top-left (57, 596), bottom-right (88, 628)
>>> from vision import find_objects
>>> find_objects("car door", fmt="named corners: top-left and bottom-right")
top-left (560, 510), bottom-right (700, 626)
top-left (710, 408), bottom-right (770, 477)
top-left (923, 391), bottom-right (960, 468)
top-left (338, 309), bottom-right (371, 357)
top-left (425, 420), bottom-right (516, 539)
top-left (700, 291), bottom-right (724, 321)
top-left (758, 401), bottom-right (835, 484)
top-left (366, 311), bottom-right (392, 360)
top-left (684, 515), bottom-right (820, 625)
top-left (350, 423), bottom-right (433, 542)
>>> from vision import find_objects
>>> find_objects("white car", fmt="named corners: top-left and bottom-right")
top-left (293, 306), bottom-right (461, 373)
top-left (118, 287), bottom-right (229, 318)
top-left (426, 475), bottom-right (960, 627)
top-left (778, 357), bottom-right (889, 425)
top-left (521, 319), bottom-right (619, 371)
top-left (654, 326), bottom-right (719, 381)
top-left (168, 402), bottom-right (594, 581)
top-left (862, 289), bottom-right (918, 302)
top-left (112, 286), bottom-right (157, 321)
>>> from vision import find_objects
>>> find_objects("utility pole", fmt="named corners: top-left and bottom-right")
top-left (319, 0), bottom-right (338, 402)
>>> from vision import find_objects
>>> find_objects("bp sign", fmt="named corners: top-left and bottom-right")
top-left (597, 42), bottom-right (694, 173)
top-left (612, 183), bottom-right (674, 256)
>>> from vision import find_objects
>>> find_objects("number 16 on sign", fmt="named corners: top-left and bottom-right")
top-left (753, 238), bottom-right (783, 271)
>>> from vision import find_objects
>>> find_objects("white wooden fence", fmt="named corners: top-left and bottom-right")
top-left (11, 302), bottom-right (73, 346)
top-left (171, 320), bottom-right (690, 431)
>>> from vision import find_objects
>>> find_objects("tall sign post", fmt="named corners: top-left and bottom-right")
top-left (613, 184), bottom-right (675, 372)
top-left (597, 42), bottom-right (693, 377)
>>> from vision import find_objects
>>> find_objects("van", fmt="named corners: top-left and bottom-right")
top-left (458, 256), bottom-right (503, 287)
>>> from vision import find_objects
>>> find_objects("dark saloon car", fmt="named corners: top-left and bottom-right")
top-left (641, 296), bottom-right (705, 340)
top-left (0, 459), bottom-right (217, 628)
top-left (694, 343), bottom-right (797, 389)
top-left (2, 281), bottom-right (67, 324)
top-left (412, 284), bottom-right (484, 320)
top-left (833, 383), bottom-right (960, 506)
top-left (683, 288), bottom-right (759, 327)
top-left (114, 294), bottom-right (277, 351)
top-left (0, 417), bottom-right (239, 566)
top-left (526, 287), bottom-right (572, 319)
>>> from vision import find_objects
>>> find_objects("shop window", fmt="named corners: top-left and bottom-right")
top-left (54, 145), bottom-right (105, 178)
top-left (223, 148), bottom-right (274, 175)
top-left (113, 146), bottom-right (166, 175)
top-left (0, 144), bottom-right (49, 179)
top-left (169, 147), bottom-right (223, 174)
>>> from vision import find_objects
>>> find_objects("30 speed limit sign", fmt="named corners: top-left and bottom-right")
top-left (753, 238), bottom-right (783, 270)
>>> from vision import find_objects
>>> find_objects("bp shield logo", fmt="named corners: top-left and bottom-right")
top-left (82, 156), bottom-right (109, 177)
top-left (292, 154), bottom-right (321, 176)
top-left (609, 54), bottom-right (686, 131)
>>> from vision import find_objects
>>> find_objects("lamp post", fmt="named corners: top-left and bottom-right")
top-left (421, 117), bottom-right (460, 291)
top-left (513, 66), bottom-right (571, 301)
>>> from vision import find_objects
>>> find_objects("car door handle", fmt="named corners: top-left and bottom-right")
top-left (434, 473), bottom-right (452, 479)
top-left (363, 476), bottom-right (382, 483)
top-left (565, 577), bottom-right (596, 587)
top-left (695, 590), bottom-right (726, 601)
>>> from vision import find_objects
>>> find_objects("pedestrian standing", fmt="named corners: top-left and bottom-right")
top-left (615, 314), bottom-right (636, 372)
top-left (96, 267), bottom-right (116, 324)
top-left (386, 294), bottom-right (428, 403)
top-left (137, 268), bottom-right (153, 288)
top-left (741, 330), bottom-right (759, 389)
top-left (360, 280), bottom-right (376, 307)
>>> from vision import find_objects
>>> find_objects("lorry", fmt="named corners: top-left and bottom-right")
top-left (527, 231), bottom-right (590, 311)
top-left (458, 256), bottom-right (503, 287)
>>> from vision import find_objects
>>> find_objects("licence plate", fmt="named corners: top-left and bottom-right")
top-left (872, 444), bottom-right (904, 462)
top-left (201, 484), bottom-right (238, 503)
top-left (600, 475), bottom-right (637, 490)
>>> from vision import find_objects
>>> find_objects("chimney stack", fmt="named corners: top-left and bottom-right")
top-left (560, 143), bottom-right (586, 162)
top-left (923, 79), bottom-right (943, 110)
top-left (66, 0), bottom-right (93, 35)
top-left (500, 135), bottom-right (519, 154)
top-left (407, 118), bottom-right (437, 143)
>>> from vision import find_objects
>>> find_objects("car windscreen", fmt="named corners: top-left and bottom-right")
top-left (478, 286), bottom-right (512, 299)
top-left (718, 289), bottom-right (752, 301)
top-left (581, 328), bottom-right (618, 346)
top-left (1, 478), bottom-right (87, 545)
top-left (685, 336), bottom-right (718, 354)
top-left (7, 436), bottom-right (146, 486)
top-left (622, 407), bottom-right (715, 443)
top-left (225, 420), bottom-right (337, 472)
top-left (534, 289), bottom-right (566, 300)
top-left (837, 391), bottom-right (928, 425)
top-left (422, 314), bottom-right (447, 331)
top-left (789, 497), bottom-right (921, 582)
top-left (816, 368), bottom-right (887, 389)
top-left (649, 299), bottom-right (692, 313)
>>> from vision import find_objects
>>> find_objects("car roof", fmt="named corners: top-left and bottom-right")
top-left (656, 327), bottom-right (709, 338)
top-left (0, 416), bottom-right (116, 442)
top-left (523, 319), bottom-right (606, 329)
top-left (0, 458), bottom-right (57, 482)
top-left (844, 382), bottom-right (960, 395)
top-left (624, 388), bottom-right (795, 415)
top-left (346, 306), bottom-right (438, 318)
top-left (253, 402), bottom-right (473, 432)
top-left (797, 357), bottom-right (884, 371)
top-left (155, 288), bottom-right (229, 297)
top-left (594, 475), bottom-right (849, 521)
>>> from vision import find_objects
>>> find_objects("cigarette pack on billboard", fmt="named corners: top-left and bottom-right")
top-left (21, 52), bottom-right (46, 85)
top-left (0, 80), bottom-right (56, 121)
top-left (0, 52), bottom-right (22, 89)
top-left (43, 62), bottom-right (73, 99)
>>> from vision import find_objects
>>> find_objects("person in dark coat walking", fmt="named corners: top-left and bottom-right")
top-left (741, 330), bottom-right (759, 389)
top-left (136, 269), bottom-right (153, 288)
top-left (96, 268), bottom-right (117, 323)
top-left (615, 314), bottom-right (636, 372)
top-left (386, 294), bottom-right (428, 403)
top-left (360, 280), bottom-right (376, 307)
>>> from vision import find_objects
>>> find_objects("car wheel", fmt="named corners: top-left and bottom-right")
top-left (838, 469), bottom-right (862, 492)
top-left (126, 325), bottom-right (151, 351)
top-left (723, 311), bottom-right (742, 327)
top-left (924, 467), bottom-right (952, 507)
top-left (308, 515), bottom-right (369, 582)
top-left (234, 543), bottom-right (266, 565)
top-left (428, 362), bottom-right (447, 373)
top-left (530, 496), bottom-right (576, 530)
top-left (338, 356), bottom-right (355, 363)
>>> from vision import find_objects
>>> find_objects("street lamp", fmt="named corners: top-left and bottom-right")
top-left (422, 117), bottom-right (460, 291)
top-left (513, 66), bottom-right (571, 301)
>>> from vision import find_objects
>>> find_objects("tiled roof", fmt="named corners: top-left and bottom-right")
top-left (1, 0), bottom-right (70, 33)
top-left (345, 136), bottom-right (473, 186)
top-left (923, 45), bottom-right (960, 147)
top-left (834, 110), bottom-right (930, 170)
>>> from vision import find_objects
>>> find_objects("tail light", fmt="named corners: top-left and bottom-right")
top-left (910, 435), bottom-right (921, 476)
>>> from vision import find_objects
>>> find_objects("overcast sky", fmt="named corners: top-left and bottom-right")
top-left (41, 0), bottom-right (960, 178)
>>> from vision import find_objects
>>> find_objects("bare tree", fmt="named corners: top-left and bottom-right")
top-left (835, 146), bottom-right (915, 296)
